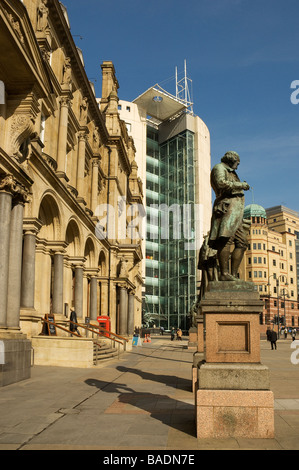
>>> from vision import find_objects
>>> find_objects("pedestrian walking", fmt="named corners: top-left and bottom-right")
top-left (177, 328), bottom-right (182, 341)
top-left (266, 328), bottom-right (272, 342)
top-left (171, 328), bottom-right (175, 341)
top-left (270, 329), bottom-right (277, 350)
top-left (292, 328), bottom-right (297, 342)
top-left (284, 327), bottom-right (288, 339)
top-left (70, 308), bottom-right (81, 336)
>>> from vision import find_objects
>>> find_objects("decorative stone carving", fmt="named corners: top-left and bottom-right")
top-left (119, 257), bottom-right (128, 277)
top-left (37, 0), bottom-right (49, 32)
top-left (60, 95), bottom-right (72, 109)
top-left (92, 127), bottom-right (101, 154)
top-left (10, 114), bottom-right (36, 161)
top-left (79, 97), bottom-right (88, 124)
top-left (41, 48), bottom-right (51, 63)
top-left (62, 57), bottom-right (72, 87)
top-left (7, 13), bottom-right (24, 45)
top-left (78, 130), bottom-right (88, 143)
top-left (0, 174), bottom-right (30, 204)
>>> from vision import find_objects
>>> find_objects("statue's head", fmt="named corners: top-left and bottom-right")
top-left (221, 151), bottom-right (240, 169)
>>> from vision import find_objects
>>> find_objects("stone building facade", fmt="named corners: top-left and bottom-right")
top-left (0, 0), bottom-right (144, 345)
top-left (239, 204), bottom-right (299, 333)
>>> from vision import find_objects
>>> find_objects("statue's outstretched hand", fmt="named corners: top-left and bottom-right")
top-left (242, 182), bottom-right (250, 191)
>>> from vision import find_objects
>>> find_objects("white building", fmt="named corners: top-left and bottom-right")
top-left (118, 78), bottom-right (212, 329)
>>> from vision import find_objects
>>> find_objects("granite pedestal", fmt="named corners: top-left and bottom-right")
top-left (195, 281), bottom-right (275, 439)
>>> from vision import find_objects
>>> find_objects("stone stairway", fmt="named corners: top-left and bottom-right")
top-left (93, 341), bottom-right (119, 364)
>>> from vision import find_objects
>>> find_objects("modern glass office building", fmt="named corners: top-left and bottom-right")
top-left (118, 83), bottom-right (212, 330)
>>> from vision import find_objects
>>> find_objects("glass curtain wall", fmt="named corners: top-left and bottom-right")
top-left (160, 131), bottom-right (196, 330)
top-left (143, 127), bottom-right (197, 331)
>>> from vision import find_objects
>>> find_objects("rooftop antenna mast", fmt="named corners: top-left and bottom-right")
top-left (175, 60), bottom-right (194, 114)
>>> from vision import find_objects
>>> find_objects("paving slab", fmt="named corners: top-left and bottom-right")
top-left (0, 337), bottom-right (298, 453)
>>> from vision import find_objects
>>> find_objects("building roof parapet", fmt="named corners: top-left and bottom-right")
top-left (266, 205), bottom-right (299, 219)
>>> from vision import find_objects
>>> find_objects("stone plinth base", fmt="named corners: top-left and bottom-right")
top-left (195, 281), bottom-right (275, 439)
top-left (0, 338), bottom-right (32, 387)
top-left (197, 321), bottom-right (204, 353)
top-left (32, 336), bottom-right (94, 368)
top-left (196, 389), bottom-right (274, 439)
top-left (198, 362), bottom-right (270, 390)
top-left (192, 352), bottom-right (205, 393)
top-left (200, 281), bottom-right (263, 364)
top-left (188, 327), bottom-right (197, 350)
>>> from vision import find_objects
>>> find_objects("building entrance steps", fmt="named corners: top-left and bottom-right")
top-left (93, 342), bottom-right (119, 364)
top-left (0, 338), bottom-right (299, 450)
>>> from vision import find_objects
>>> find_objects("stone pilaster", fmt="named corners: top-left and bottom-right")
top-left (0, 187), bottom-right (13, 327)
top-left (74, 264), bottom-right (84, 318)
top-left (6, 198), bottom-right (25, 329)
top-left (52, 251), bottom-right (64, 315)
top-left (56, 96), bottom-right (71, 179)
top-left (91, 158), bottom-right (99, 214)
top-left (128, 292), bottom-right (135, 335)
top-left (100, 280), bottom-right (109, 319)
top-left (21, 224), bottom-right (40, 309)
top-left (76, 131), bottom-right (87, 201)
top-left (0, 175), bottom-right (29, 331)
top-left (119, 286), bottom-right (128, 336)
top-left (89, 277), bottom-right (98, 320)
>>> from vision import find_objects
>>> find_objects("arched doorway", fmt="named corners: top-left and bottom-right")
top-left (36, 194), bottom-right (61, 315)
top-left (84, 238), bottom-right (96, 318)
top-left (65, 219), bottom-right (82, 316)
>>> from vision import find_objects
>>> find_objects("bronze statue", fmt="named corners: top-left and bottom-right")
top-left (207, 151), bottom-right (251, 281)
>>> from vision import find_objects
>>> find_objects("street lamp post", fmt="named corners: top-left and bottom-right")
top-left (267, 275), bottom-right (279, 336)
top-left (267, 275), bottom-right (288, 338)
top-left (281, 287), bottom-right (290, 328)
top-left (276, 279), bottom-right (280, 338)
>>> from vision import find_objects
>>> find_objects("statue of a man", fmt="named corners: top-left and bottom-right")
top-left (208, 151), bottom-right (251, 281)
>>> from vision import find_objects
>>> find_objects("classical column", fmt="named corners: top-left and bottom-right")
top-left (0, 182), bottom-right (13, 328)
top-left (89, 277), bottom-right (98, 320)
top-left (6, 197), bottom-right (25, 329)
top-left (74, 265), bottom-right (83, 318)
top-left (56, 96), bottom-right (71, 177)
top-left (119, 287), bottom-right (128, 336)
top-left (52, 251), bottom-right (64, 315)
top-left (91, 158), bottom-right (99, 214)
top-left (21, 230), bottom-right (38, 309)
top-left (76, 131), bottom-right (87, 200)
top-left (128, 293), bottom-right (135, 336)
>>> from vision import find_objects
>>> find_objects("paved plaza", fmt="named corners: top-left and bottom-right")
top-left (0, 336), bottom-right (299, 451)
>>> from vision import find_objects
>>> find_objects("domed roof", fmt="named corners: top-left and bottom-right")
top-left (244, 204), bottom-right (267, 219)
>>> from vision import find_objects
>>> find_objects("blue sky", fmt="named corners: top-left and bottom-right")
top-left (62, 0), bottom-right (299, 211)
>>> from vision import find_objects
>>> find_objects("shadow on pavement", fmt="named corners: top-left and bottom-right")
top-left (84, 378), bottom-right (196, 437)
top-left (116, 365), bottom-right (191, 391)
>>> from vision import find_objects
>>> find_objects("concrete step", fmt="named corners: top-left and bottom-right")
top-left (93, 343), bottom-right (119, 364)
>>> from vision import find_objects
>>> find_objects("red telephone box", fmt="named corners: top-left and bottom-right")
top-left (97, 316), bottom-right (111, 337)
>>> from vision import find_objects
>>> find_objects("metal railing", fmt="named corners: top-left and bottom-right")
top-left (41, 318), bottom-right (129, 357)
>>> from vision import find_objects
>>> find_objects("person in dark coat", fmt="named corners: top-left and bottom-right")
top-left (266, 329), bottom-right (272, 342)
top-left (270, 329), bottom-right (277, 350)
top-left (70, 308), bottom-right (81, 336)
